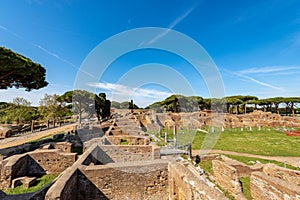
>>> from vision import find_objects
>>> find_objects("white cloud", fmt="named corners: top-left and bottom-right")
top-left (88, 82), bottom-right (172, 107)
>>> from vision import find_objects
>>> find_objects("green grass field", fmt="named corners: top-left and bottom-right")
top-left (194, 127), bottom-right (300, 156)
top-left (157, 127), bottom-right (300, 157)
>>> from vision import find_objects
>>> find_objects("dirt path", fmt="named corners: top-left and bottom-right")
top-left (192, 149), bottom-right (300, 168)
top-left (0, 124), bottom-right (76, 150)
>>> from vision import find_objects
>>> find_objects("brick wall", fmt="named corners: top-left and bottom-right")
top-left (250, 164), bottom-right (300, 200)
top-left (169, 161), bottom-right (228, 200)
top-left (212, 160), bottom-right (246, 199)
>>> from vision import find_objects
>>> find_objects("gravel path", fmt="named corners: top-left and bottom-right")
top-left (0, 124), bottom-right (75, 150)
top-left (192, 149), bottom-right (300, 168)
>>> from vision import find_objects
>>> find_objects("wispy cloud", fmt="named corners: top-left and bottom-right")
top-left (88, 82), bottom-right (172, 107)
top-left (89, 82), bottom-right (172, 99)
top-left (146, 3), bottom-right (198, 45)
top-left (0, 25), bottom-right (8, 30)
top-left (238, 65), bottom-right (300, 75)
top-left (225, 69), bottom-right (283, 91)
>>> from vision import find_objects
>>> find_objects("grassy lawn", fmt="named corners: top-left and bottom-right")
top-left (190, 127), bottom-right (300, 157)
top-left (154, 127), bottom-right (300, 156)
top-left (4, 174), bottom-right (58, 195)
top-left (226, 154), bottom-right (299, 170)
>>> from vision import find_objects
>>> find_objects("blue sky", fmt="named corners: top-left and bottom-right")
top-left (0, 0), bottom-right (300, 107)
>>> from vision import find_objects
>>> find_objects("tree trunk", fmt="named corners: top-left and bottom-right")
top-left (31, 120), bottom-right (34, 133)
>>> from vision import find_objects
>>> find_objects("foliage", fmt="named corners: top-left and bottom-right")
top-left (0, 46), bottom-right (48, 91)
top-left (146, 94), bottom-right (300, 115)
top-left (95, 93), bottom-right (111, 121)
top-left (58, 90), bottom-right (95, 124)
top-left (111, 100), bottom-right (139, 109)
top-left (0, 98), bottom-right (37, 124)
top-left (120, 138), bottom-right (129, 145)
top-left (147, 95), bottom-right (204, 112)
top-left (4, 174), bottom-right (58, 195)
top-left (38, 94), bottom-right (70, 122)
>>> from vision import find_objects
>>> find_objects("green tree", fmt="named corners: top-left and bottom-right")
top-left (0, 47), bottom-right (48, 91)
top-left (4, 97), bottom-right (36, 124)
top-left (59, 90), bottom-right (95, 124)
top-left (282, 97), bottom-right (300, 116)
top-left (268, 97), bottom-right (284, 114)
top-left (95, 93), bottom-right (111, 121)
top-left (225, 97), bottom-right (243, 114)
top-left (38, 94), bottom-right (70, 123)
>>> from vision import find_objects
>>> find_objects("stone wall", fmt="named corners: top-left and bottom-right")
top-left (169, 161), bottom-right (228, 200)
top-left (82, 144), bottom-right (160, 165)
top-left (0, 149), bottom-right (76, 190)
top-left (28, 150), bottom-right (76, 174)
top-left (106, 135), bottom-right (150, 145)
top-left (80, 160), bottom-right (169, 200)
top-left (250, 164), bottom-right (300, 200)
top-left (212, 160), bottom-right (246, 199)
top-left (46, 160), bottom-right (169, 200)
top-left (144, 110), bottom-right (300, 130)
top-left (263, 163), bottom-right (300, 186)
top-left (220, 155), bottom-right (263, 177)
top-left (251, 172), bottom-right (300, 200)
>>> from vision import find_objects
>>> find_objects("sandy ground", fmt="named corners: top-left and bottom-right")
top-left (192, 149), bottom-right (300, 168)
top-left (0, 124), bottom-right (75, 150)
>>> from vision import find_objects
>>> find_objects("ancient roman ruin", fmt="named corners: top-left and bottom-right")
top-left (0, 109), bottom-right (299, 199)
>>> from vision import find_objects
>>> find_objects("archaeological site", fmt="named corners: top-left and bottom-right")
top-left (0, 109), bottom-right (300, 200)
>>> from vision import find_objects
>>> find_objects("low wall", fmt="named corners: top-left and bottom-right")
top-left (0, 149), bottom-right (76, 190)
top-left (46, 160), bottom-right (169, 200)
top-left (169, 161), bottom-right (228, 200)
top-left (212, 160), bottom-right (246, 199)
top-left (251, 171), bottom-right (300, 200)
top-left (263, 163), bottom-right (300, 186)
top-left (28, 150), bottom-right (76, 174)
top-left (82, 144), bottom-right (160, 165)
top-left (106, 135), bottom-right (150, 145)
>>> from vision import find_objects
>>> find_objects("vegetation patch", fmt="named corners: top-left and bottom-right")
top-left (120, 138), bottom-right (129, 145)
top-left (240, 177), bottom-right (252, 200)
top-left (4, 174), bottom-right (58, 195)
top-left (198, 160), bottom-right (213, 175)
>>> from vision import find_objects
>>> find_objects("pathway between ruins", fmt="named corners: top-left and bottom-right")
top-left (192, 149), bottom-right (300, 168)
top-left (0, 124), bottom-right (75, 150)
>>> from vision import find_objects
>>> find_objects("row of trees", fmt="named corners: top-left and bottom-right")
top-left (146, 95), bottom-right (300, 116)
top-left (0, 89), bottom-right (139, 125)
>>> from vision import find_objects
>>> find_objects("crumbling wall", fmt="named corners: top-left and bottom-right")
top-left (82, 145), bottom-right (159, 165)
top-left (0, 149), bottom-right (76, 190)
top-left (106, 135), bottom-right (150, 145)
top-left (46, 160), bottom-right (168, 200)
top-left (212, 160), bottom-right (246, 199)
top-left (80, 160), bottom-right (168, 200)
top-left (26, 150), bottom-right (76, 174)
top-left (250, 164), bottom-right (300, 200)
top-left (251, 171), bottom-right (300, 200)
top-left (169, 161), bottom-right (228, 200)
top-left (52, 142), bottom-right (72, 153)
top-left (263, 163), bottom-right (300, 186)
